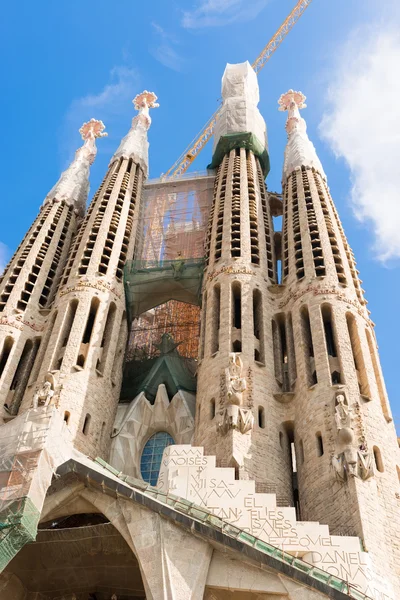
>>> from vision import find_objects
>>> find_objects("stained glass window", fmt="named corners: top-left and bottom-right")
top-left (140, 431), bottom-right (174, 486)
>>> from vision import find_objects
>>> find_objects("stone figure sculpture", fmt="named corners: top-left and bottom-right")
top-left (32, 375), bottom-right (55, 409)
top-left (219, 353), bottom-right (253, 434)
top-left (334, 393), bottom-right (351, 430)
top-left (332, 392), bottom-right (374, 481)
top-left (226, 353), bottom-right (247, 405)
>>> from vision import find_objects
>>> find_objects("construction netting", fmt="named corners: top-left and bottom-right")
top-left (126, 172), bottom-right (215, 361)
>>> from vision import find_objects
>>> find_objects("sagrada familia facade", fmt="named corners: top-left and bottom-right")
top-left (0, 62), bottom-right (399, 600)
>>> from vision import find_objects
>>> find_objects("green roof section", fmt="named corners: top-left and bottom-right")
top-left (0, 497), bottom-right (40, 572)
top-left (121, 333), bottom-right (197, 403)
top-left (208, 131), bottom-right (270, 176)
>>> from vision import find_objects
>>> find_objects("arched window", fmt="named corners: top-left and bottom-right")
top-left (210, 398), bottom-right (216, 419)
top-left (140, 432), bottom-right (175, 486)
top-left (373, 446), bottom-right (384, 473)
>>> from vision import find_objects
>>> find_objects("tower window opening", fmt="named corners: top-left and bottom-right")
top-left (51, 300), bottom-right (78, 371)
top-left (82, 413), bottom-right (91, 435)
top-left (257, 160), bottom-right (275, 281)
top-left (272, 313), bottom-right (293, 392)
top-left (373, 446), bottom-right (384, 473)
top-left (210, 398), bottom-right (216, 419)
top-left (231, 150), bottom-right (241, 258)
top-left (258, 406), bottom-right (265, 429)
top-left (200, 291), bottom-right (207, 359)
top-left (300, 305), bottom-right (317, 386)
top-left (232, 340), bottom-right (242, 353)
top-left (346, 313), bottom-right (370, 397)
top-left (0, 336), bottom-right (14, 379)
top-left (283, 421), bottom-right (300, 518)
top-left (8, 339), bottom-right (34, 415)
top-left (97, 302), bottom-right (116, 374)
top-left (321, 304), bottom-right (337, 357)
top-left (64, 411), bottom-right (70, 424)
top-left (111, 312), bottom-right (127, 384)
top-left (77, 297), bottom-right (100, 369)
top-left (366, 328), bottom-right (391, 421)
top-left (232, 282), bottom-right (242, 329)
top-left (253, 289), bottom-right (264, 363)
top-left (211, 284), bottom-right (220, 354)
top-left (316, 432), bottom-right (324, 457)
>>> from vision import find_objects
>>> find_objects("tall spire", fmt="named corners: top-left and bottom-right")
top-left (111, 91), bottom-right (159, 177)
top-left (210, 62), bottom-right (269, 175)
top-left (278, 89), bottom-right (325, 183)
top-left (44, 119), bottom-right (107, 217)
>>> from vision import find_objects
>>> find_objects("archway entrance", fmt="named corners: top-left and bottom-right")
top-left (0, 514), bottom-right (145, 599)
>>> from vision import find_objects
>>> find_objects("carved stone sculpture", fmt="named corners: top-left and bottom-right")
top-left (332, 391), bottom-right (374, 481)
top-left (335, 393), bottom-right (352, 430)
top-left (219, 354), bottom-right (253, 434)
top-left (225, 353), bottom-right (247, 405)
top-left (32, 374), bottom-right (55, 409)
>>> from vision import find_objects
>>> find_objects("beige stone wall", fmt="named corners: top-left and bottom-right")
top-left (19, 157), bottom-right (146, 460)
top-left (279, 165), bottom-right (400, 596)
top-left (196, 148), bottom-right (294, 503)
top-left (0, 200), bottom-right (78, 418)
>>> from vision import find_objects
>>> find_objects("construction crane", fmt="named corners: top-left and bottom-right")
top-left (163, 0), bottom-right (313, 179)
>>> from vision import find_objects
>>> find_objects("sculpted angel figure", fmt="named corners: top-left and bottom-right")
top-left (225, 353), bottom-right (247, 405)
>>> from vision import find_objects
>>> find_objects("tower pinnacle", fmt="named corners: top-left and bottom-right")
top-left (111, 90), bottom-right (159, 177)
top-left (44, 118), bottom-right (107, 217)
top-left (278, 89), bottom-right (325, 183)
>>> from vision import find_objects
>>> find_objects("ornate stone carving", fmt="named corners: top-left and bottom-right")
top-left (219, 404), bottom-right (254, 435)
top-left (225, 353), bottom-right (246, 405)
top-left (218, 354), bottom-right (254, 434)
top-left (111, 90), bottom-right (159, 175)
top-left (44, 119), bottom-right (107, 216)
top-left (335, 393), bottom-right (352, 430)
top-left (278, 89), bottom-right (326, 183)
top-left (331, 392), bottom-right (373, 481)
top-left (32, 373), bottom-right (56, 409)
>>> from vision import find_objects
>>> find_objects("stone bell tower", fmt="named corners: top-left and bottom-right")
top-left (0, 119), bottom-right (105, 420)
top-left (277, 90), bottom-right (400, 596)
top-left (195, 63), bottom-right (296, 503)
top-left (19, 91), bottom-right (159, 460)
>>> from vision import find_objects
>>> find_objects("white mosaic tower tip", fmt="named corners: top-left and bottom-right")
top-left (44, 119), bottom-right (107, 217)
top-left (279, 89), bottom-right (326, 183)
top-left (112, 90), bottom-right (159, 177)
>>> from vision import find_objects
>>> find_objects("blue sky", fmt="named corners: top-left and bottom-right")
top-left (1, 0), bottom-right (399, 429)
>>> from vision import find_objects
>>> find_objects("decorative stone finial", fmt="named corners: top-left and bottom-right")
top-left (43, 119), bottom-right (107, 216)
top-left (111, 91), bottom-right (159, 176)
top-left (79, 118), bottom-right (107, 141)
top-left (278, 89), bottom-right (326, 183)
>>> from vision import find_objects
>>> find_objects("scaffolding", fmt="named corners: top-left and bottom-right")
top-left (127, 172), bottom-right (215, 361)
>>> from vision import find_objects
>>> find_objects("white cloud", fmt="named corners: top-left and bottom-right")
top-left (320, 22), bottom-right (400, 262)
top-left (150, 23), bottom-right (185, 71)
top-left (0, 242), bottom-right (9, 274)
top-left (182, 0), bottom-right (269, 29)
top-left (61, 66), bottom-right (140, 163)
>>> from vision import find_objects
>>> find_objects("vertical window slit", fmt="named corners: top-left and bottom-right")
top-left (97, 302), bottom-right (117, 374)
top-left (301, 306), bottom-right (317, 386)
top-left (211, 285), bottom-right (220, 354)
top-left (77, 297), bottom-right (100, 368)
top-left (346, 313), bottom-right (370, 397)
